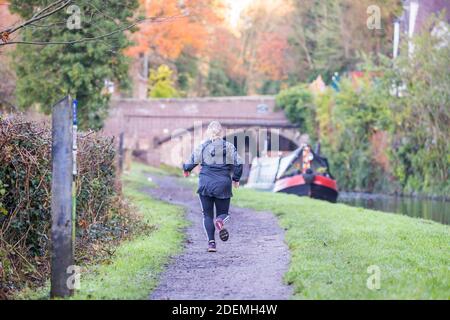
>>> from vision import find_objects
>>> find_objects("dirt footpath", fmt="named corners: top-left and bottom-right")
top-left (146, 174), bottom-right (293, 300)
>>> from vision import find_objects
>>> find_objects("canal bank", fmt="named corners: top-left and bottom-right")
top-left (338, 192), bottom-right (450, 225)
top-left (232, 187), bottom-right (450, 299)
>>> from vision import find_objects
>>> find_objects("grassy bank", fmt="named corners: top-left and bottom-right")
top-left (16, 163), bottom-right (186, 300)
top-left (233, 188), bottom-right (450, 299)
top-left (69, 163), bottom-right (186, 299)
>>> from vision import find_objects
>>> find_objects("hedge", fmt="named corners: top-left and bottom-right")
top-left (0, 116), bottom-right (133, 298)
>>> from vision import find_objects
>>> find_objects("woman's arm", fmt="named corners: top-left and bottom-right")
top-left (183, 143), bottom-right (203, 172)
top-left (231, 145), bottom-right (243, 183)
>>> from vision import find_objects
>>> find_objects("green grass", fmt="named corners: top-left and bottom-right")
top-left (130, 161), bottom-right (183, 177)
top-left (69, 163), bottom-right (186, 299)
top-left (233, 188), bottom-right (450, 299)
top-left (15, 163), bottom-right (449, 300)
top-left (15, 163), bottom-right (186, 300)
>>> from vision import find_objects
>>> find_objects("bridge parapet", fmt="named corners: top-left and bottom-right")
top-left (102, 96), bottom-right (301, 167)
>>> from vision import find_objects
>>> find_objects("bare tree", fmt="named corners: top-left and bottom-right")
top-left (0, 0), bottom-right (188, 47)
top-left (0, 0), bottom-right (72, 44)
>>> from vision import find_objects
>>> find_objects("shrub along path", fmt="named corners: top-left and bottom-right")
top-left (146, 173), bottom-right (293, 300)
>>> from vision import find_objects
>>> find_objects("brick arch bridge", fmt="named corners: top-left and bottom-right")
top-left (103, 96), bottom-right (303, 177)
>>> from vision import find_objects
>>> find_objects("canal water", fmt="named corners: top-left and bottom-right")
top-left (338, 193), bottom-right (450, 225)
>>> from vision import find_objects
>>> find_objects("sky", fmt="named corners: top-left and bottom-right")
top-left (224, 0), bottom-right (254, 27)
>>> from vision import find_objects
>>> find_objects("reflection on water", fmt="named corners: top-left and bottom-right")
top-left (338, 193), bottom-right (450, 225)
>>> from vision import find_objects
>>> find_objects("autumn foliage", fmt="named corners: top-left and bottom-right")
top-left (124, 0), bottom-right (402, 97)
top-left (126, 0), bottom-right (224, 59)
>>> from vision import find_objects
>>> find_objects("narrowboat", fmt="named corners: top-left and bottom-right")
top-left (247, 144), bottom-right (338, 203)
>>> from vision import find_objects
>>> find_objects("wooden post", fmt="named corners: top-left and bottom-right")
top-left (72, 100), bottom-right (78, 255)
top-left (50, 96), bottom-right (74, 298)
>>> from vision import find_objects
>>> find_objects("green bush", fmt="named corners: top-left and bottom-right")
top-left (276, 79), bottom-right (393, 193)
top-left (148, 65), bottom-right (180, 98)
top-left (382, 18), bottom-right (450, 196)
top-left (0, 117), bottom-right (131, 297)
top-left (275, 84), bottom-right (316, 139)
top-left (326, 79), bottom-right (393, 192)
top-left (275, 18), bottom-right (450, 197)
top-left (10, 0), bottom-right (138, 130)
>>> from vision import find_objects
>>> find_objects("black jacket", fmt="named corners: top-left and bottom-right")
top-left (183, 139), bottom-right (243, 199)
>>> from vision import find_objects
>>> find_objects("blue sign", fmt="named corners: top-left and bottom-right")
top-left (331, 73), bottom-right (341, 92)
top-left (72, 99), bottom-right (78, 125)
top-left (257, 104), bottom-right (269, 113)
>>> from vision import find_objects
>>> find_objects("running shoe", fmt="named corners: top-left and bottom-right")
top-left (207, 241), bottom-right (217, 252)
top-left (215, 218), bottom-right (229, 242)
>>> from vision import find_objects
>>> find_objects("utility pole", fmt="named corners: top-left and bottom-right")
top-left (50, 96), bottom-right (74, 298)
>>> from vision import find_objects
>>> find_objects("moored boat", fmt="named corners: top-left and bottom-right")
top-left (273, 144), bottom-right (338, 202)
top-left (247, 144), bottom-right (338, 203)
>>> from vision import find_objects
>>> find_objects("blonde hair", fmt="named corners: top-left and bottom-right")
top-left (206, 121), bottom-right (223, 141)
